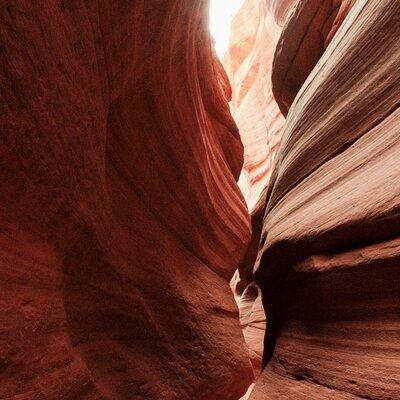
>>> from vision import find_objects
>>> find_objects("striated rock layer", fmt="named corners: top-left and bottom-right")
top-left (251, 0), bottom-right (400, 398)
top-left (0, 1), bottom-right (253, 399)
top-left (252, 238), bottom-right (400, 399)
top-left (223, 0), bottom-right (285, 211)
top-left (272, 0), bottom-right (357, 116)
top-left (226, 0), bottom-right (358, 211)
top-left (223, 0), bottom-right (284, 373)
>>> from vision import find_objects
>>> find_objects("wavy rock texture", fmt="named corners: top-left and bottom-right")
top-left (0, 1), bottom-right (253, 399)
top-left (223, 0), bottom-right (285, 374)
top-left (267, 0), bottom-right (298, 25)
top-left (223, 0), bottom-right (285, 211)
top-left (235, 283), bottom-right (265, 376)
top-left (272, 0), bottom-right (356, 116)
top-left (252, 238), bottom-right (400, 400)
top-left (251, 0), bottom-right (400, 398)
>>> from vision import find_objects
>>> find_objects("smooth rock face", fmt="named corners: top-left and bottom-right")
top-left (251, 0), bottom-right (400, 398)
top-left (0, 1), bottom-right (253, 399)
top-left (233, 282), bottom-right (265, 375)
top-left (2, 0), bottom-right (399, 398)
top-left (230, 190), bottom-right (268, 376)
top-left (272, 0), bottom-right (356, 116)
top-left (223, 0), bottom-right (285, 211)
top-left (252, 239), bottom-right (400, 400)
top-left (222, 0), bottom-right (283, 370)
top-left (267, 0), bottom-right (298, 26)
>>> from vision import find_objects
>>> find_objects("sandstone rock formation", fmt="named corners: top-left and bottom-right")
top-left (235, 283), bottom-right (265, 376)
top-left (222, 1), bottom-right (282, 374)
top-left (272, 0), bottom-right (356, 116)
top-left (1, 0), bottom-right (399, 398)
top-left (223, 0), bottom-right (286, 211)
top-left (0, 1), bottom-right (253, 399)
top-left (249, 0), bottom-right (400, 398)
top-left (267, 0), bottom-right (298, 26)
top-left (231, 190), bottom-right (270, 375)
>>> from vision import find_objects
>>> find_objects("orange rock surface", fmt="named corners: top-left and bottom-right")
top-left (222, 1), bottom-right (284, 374)
top-left (272, 0), bottom-right (356, 116)
top-left (251, 0), bottom-right (400, 398)
top-left (0, 1), bottom-right (253, 399)
top-left (1, 0), bottom-right (399, 399)
top-left (223, 0), bottom-right (286, 210)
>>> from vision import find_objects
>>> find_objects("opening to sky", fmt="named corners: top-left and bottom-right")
top-left (209, 0), bottom-right (246, 58)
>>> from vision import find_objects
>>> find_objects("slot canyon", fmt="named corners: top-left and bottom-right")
top-left (0, 0), bottom-right (399, 399)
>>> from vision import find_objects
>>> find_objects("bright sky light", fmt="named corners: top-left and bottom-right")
top-left (209, 0), bottom-right (246, 58)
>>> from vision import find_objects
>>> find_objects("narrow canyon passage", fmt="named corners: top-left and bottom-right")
top-left (218, 1), bottom-right (400, 399)
top-left (0, 1), bottom-right (399, 400)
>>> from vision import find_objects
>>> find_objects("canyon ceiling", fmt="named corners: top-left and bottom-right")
top-left (0, 0), bottom-right (399, 400)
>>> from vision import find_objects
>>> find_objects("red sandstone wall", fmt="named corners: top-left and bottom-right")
top-left (1, 0), bottom-right (399, 398)
top-left (271, 0), bottom-right (356, 116)
top-left (224, 2), bottom-right (400, 399)
top-left (223, 0), bottom-right (357, 211)
top-left (0, 1), bottom-right (253, 399)
top-left (223, 0), bottom-right (286, 211)
top-left (250, 0), bottom-right (400, 398)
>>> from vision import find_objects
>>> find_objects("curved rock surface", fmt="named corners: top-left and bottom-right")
top-left (272, 0), bottom-right (356, 116)
top-left (222, 1), bottom-right (286, 375)
top-left (252, 238), bottom-right (400, 399)
top-left (0, 1), bottom-right (253, 399)
top-left (223, 0), bottom-right (286, 211)
top-left (251, 0), bottom-right (400, 398)
top-left (267, 0), bottom-right (298, 26)
top-left (235, 283), bottom-right (265, 376)
top-left (1, 0), bottom-right (399, 398)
